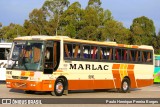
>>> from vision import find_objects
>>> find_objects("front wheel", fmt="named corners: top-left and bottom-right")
top-left (121, 78), bottom-right (130, 93)
top-left (53, 79), bottom-right (64, 96)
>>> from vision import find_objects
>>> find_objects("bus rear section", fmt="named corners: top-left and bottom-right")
top-left (154, 55), bottom-right (160, 83)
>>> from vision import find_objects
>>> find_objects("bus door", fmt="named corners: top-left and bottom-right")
top-left (44, 41), bottom-right (54, 74)
top-left (43, 41), bottom-right (60, 74)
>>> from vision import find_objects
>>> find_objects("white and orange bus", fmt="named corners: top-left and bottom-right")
top-left (6, 35), bottom-right (154, 96)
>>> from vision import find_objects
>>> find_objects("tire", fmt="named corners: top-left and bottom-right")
top-left (54, 79), bottom-right (65, 96)
top-left (121, 78), bottom-right (130, 93)
top-left (25, 91), bottom-right (35, 94)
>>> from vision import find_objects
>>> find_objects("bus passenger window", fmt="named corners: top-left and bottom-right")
top-left (45, 47), bottom-right (53, 69)
top-left (129, 50), bottom-right (140, 62)
top-left (83, 45), bottom-right (90, 59)
top-left (146, 52), bottom-right (152, 62)
top-left (64, 44), bottom-right (72, 58)
top-left (142, 51), bottom-right (152, 62)
top-left (73, 44), bottom-right (80, 58)
top-left (91, 46), bottom-right (98, 59)
top-left (115, 49), bottom-right (126, 61)
top-left (100, 47), bottom-right (106, 60)
top-left (115, 49), bottom-right (121, 60)
top-left (135, 51), bottom-right (140, 62)
top-left (108, 48), bottom-right (113, 60)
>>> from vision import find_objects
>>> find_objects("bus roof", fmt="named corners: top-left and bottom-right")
top-left (0, 43), bottom-right (12, 48)
top-left (14, 35), bottom-right (153, 50)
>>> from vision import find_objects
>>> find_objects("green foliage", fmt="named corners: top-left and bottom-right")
top-left (60, 2), bottom-right (82, 37)
top-left (29, 8), bottom-right (47, 35)
top-left (130, 16), bottom-right (156, 45)
top-left (0, 23), bottom-right (25, 41)
top-left (152, 31), bottom-right (160, 54)
top-left (0, 0), bottom-right (159, 54)
top-left (102, 19), bottom-right (130, 44)
top-left (42, 0), bottom-right (70, 35)
top-left (0, 22), bottom-right (2, 28)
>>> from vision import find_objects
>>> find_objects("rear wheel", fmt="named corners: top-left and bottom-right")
top-left (121, 78), bottom-right (130, 93)
top-left (53, 79), bottom-right (64, 96)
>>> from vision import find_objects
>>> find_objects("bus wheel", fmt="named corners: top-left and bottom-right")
top-left (25, 91), bottom-right (35, 94)
top-left (54, 79), bottom-right (64, 96)
top-left (121, 78), bottom-right (130, 93)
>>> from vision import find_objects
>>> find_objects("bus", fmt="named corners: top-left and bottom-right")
top-left (154, 55), bottom-right (160, 83)
top-left (0, 43), bottom-right (12, 81)
top-left (6, 36), bottom-right (154, 96)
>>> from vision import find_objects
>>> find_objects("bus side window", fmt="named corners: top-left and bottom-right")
top-left (83, 45), bottom-right (90, 59)
top-left (64, 44), bottom-right (72, 58)
top-left (135, 51), bottom-right (140, 62)
top-left (100, 47), bottom-right (106, 60)
top-left (129, 50), bottom-right (133, 61)
top-left (108, 48), bottom-right (113, 60)
top-left (147, 52), bottom-right (152, 62)
top-left (73, 44), bottom-right (80, 58)
top-left (142, 51), bottom-right (146, 62)
top-left (91, 46), bottom-right (98, 59)
top-left (115, 49), bottom-right (120, 60)
top-left (45, 47), bottom-right (53, 69)
top-left (142, 51), bottom-right (152, 62)
top-left (123, 50), bottom-right (127, 60)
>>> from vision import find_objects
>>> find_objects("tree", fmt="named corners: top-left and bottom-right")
top-left (0, 22), bottom-right (2, 28)
top-left (87, 0), bottom-right (102, 9)
top-left (42, 0), bottom-right (70, 35)
top-left (60, 2), bottom-right (83, 38)
top-left (130, 16), bottom-right (156, 45)
top-left (102, 19), bottom-right (130, 43)
top-left (152, 30), bottom-right (160, 54)
top-left (1, 23), bottom-right (25, 41)
top-left (76, 0), bottom-right (104, 40)
top-left (29, 8), bottom-right (47, 35)
top-left (0, 22), bottom-right (2, 39)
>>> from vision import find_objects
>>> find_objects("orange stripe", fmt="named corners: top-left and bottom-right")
top-left (136, 79), bottom-right (153, 87)
top-left (112, 70), bottom-right (121, 88)
top-left (127, 64), bottom-right (137, 88)
top-left (112, 64), bottom-right (121, 88)
top-left (118, 44), bottom-right (124, 47)
top-left (127, 64), bottom-right (134, 69)
top-left (56, 70), bottom-right (63, 72)
top-left (68, 80), bottom-right (115, 90)
top-left (21, 71), bottom-right (25, 76)
top-left (29, 72), bottom-right (34, 76)
top-left (112, 64), bottom-right (120, 69)
top-left (132, 45), bottom-right (138, 48)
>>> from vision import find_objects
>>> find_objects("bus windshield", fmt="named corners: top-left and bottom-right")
top-left (9, 41), bottom-right (44, 71)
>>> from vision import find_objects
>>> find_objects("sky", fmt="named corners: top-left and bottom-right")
top-left (0, 0), bottom-right (160, 33)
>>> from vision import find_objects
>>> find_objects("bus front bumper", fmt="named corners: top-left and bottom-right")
top-left (6, 79), bottom-right (55, 91)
